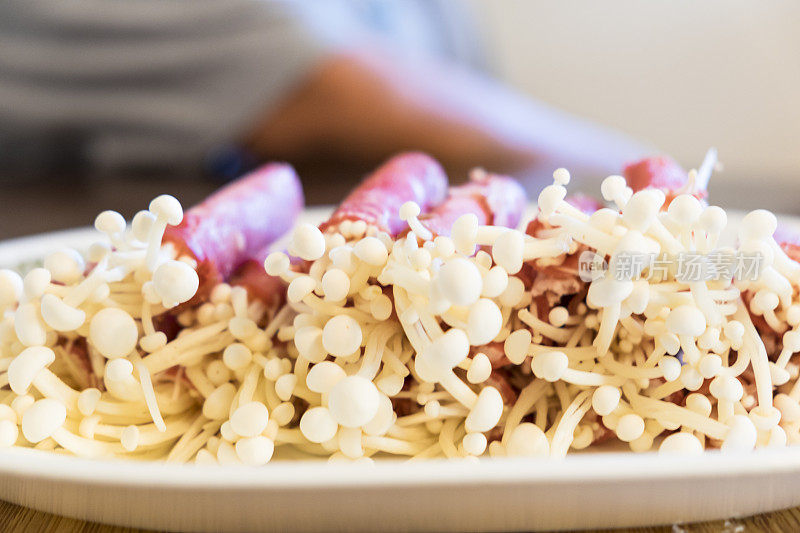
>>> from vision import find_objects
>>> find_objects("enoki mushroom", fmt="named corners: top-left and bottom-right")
top-left (0, 152), bottom-right (799, 465)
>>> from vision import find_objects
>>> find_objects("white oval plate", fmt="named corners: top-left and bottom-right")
top-left (0, 208), bottom-right (799, 532)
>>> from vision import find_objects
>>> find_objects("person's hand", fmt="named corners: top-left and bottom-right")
top-left (243, 47), bottom-right (652, 187)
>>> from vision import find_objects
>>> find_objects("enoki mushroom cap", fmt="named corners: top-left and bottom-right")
top-left (625, 280), bottom-right (650, 315)
top-left (203, 383), bottom-right (236, 421)
top-left (0, 421), bottom-right (18, 448)
top-left (0, 269), bottom-right (23, 309)
top-left (739, 209), bottom-right (777, 242)
top-left (589, 208), bottom-right (619, 232)
top-left (94, 210), bottom-right (127, 235)
top-left (587, 278), bottom-right (633, 309)
top-left (465, 386), bottom-right (503, 432)
top-left (353, 237), bottom-right (388, 266)
top-left (436, 258), bottom-right (482, 307)
top-left (463, 432), bottom-right (488, 456)
top-left (306, 361), bottom-right (346, 393)
top-left (612, 229), bottom-right (650, 257)
top-left (667, 194), bottom-right (703, 226)
top-left (236, 436), bottom-right (274, 466)
top-left (105, 358), bottom-right (133, 382)
top-left (775, 394), bottom-right (800, 422)
top-left (43, 249), bottom-right (85, 284)
top-left (89, 308), bottom-right (139, 359)
top-left (23, 268), bottom-right (51, 300)
top-left (492, 230), bottom-right (525, 274)
top-left (537, 184), bottom-right (567, 217)
top-left (531, 350), bottom-right (569, 382)
top-left (504, 329), bottom-right (532, 365)
top-left (222, 343), bottom-right (252, 370)
top-left (327, 375), bottom-right (380, 428)
top-left (721, 415), bottom-right (757, 452)
top-left (466, 299), bottom-right (503, 345)
top-left (658, 356), bottom-right (682, 382)
top-left (622, 191), bottom-right (660, 232)
top-left (153, 260), bottom-right (199, 306)
top-left (467, 353), bottom-right (492, 384)
top-left (659, 432), bottom-right (703, 454)
top-left (21, 398), bottom-right (66, 443)
top-left (698, 354), bottom-right (722, 379)
top-left (230, 402), bottom-right (270, 438)
top-left (665, 305), bottom-right (707, 337)
top-left (14, 303), bottom-right (47, 347)
top-left (322, 315), bottom-right (363, 357)
top-left (149, 195), bottom-right (183, 225)
top-left (417, 328), bottom-right (470, 380)
top-left (8, 346), bottom-right (55, 395)
top-left (131, 211), bottom-right (156, 242)
top-left (77, 388), bottom-right (101, 417)
top-left (549, 306), bottom-right (569, 327)
top-left (506, 422), bottom-right (549, 457)
top-left (288, 276), bottom-right (316, 303)
top-left (615, 414), bottom-right (645, 442)
top-left (723, 320), bottom-right (745, 344)
top-left (290, 223), bottom-right (326, 261)
top-left (399, 201), bottom-right (421, 221)
top-left (591, 385), bottom-right (621, 416)
top-left (697, 205), bottom-right (727, 234)
top-left (299, 407), bottom-right (338, 443)
top-left (321, 269), bottom-right (350, 301)
top-left (40, 294), bottom-right (85, 332)
top-left (751, 290), bottom-right (779, 314)
top-left (264, 252), bottom-right (291, 276)
top-left (786, 305), bottom-right (800, 326)
top-left (600, 175), bottom-right (627, 202)
top-left (553, 168), bottom-right (571, 185)
top-left (783, 330), bottom-right (800, 352)
top-left (451, 214), bottom-right (479, 255)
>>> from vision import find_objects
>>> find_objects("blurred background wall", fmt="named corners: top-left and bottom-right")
top-left (1, 0), bottom-right (798, 241)
top-left (472, 0), bottom-right (800, 211)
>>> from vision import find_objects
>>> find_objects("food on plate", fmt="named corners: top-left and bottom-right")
top-left (320, 152), bottom-right (448, 237)
top-left (0, 148), bottom-right (798, 464)
top-left (163, 162), bottom-right (303, 303)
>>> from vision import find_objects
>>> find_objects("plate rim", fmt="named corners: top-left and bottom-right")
top-left (0, 446), bottom-right (799, 490)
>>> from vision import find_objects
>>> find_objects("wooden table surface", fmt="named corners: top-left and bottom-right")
top-left (1, 497), bottom-right (798, 532)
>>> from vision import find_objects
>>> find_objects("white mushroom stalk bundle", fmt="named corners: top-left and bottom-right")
top-left (255, 149), bottom-right (800, 461)
top-left (0, 164), bottom-right (303, 464)
top-left (0, 196), bottom-right (208, 457)
top-left (2, 150), bottom-right (800, 464)
top-left (496, 149), bottom-right (800, 455)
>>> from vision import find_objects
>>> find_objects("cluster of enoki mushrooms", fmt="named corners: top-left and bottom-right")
top-left (2, 150), bottom-right (800, 465)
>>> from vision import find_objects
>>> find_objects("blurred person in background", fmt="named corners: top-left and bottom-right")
top-left (0, 0), bottom-right (650, 192)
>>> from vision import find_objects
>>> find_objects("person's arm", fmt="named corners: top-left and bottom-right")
top-left (243, 48), bottom-right (652, 187)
